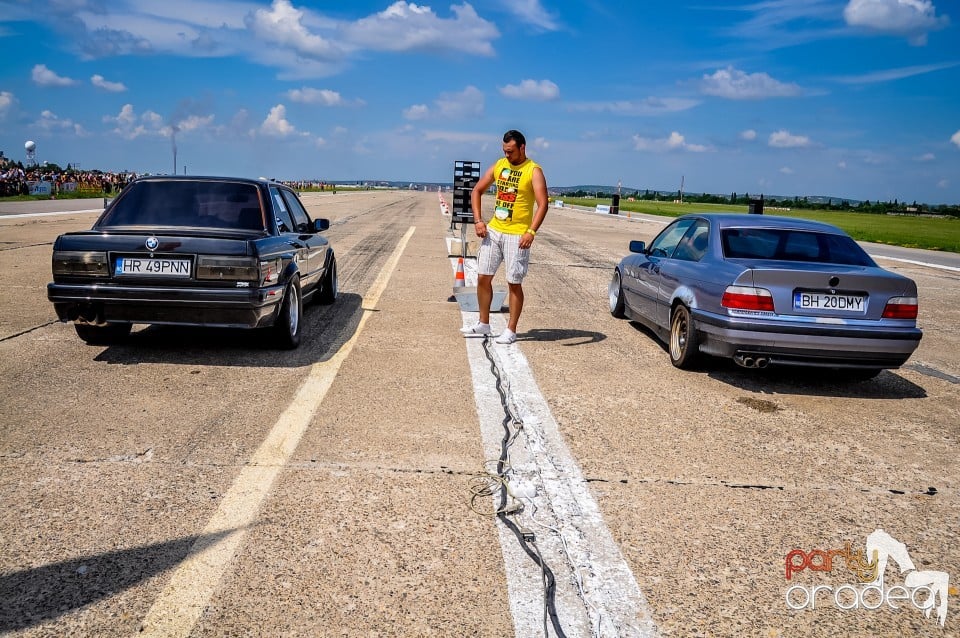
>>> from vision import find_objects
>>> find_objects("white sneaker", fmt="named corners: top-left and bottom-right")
top-left (460, 322), bottom-right (491, 336)
top-left (495, 329), bottom-right (517, 344)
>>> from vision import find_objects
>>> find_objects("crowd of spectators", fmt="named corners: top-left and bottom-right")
top-left (0, 155), bottom-right (337, 199)
top-left (0, 156), bottom-right (136, 198)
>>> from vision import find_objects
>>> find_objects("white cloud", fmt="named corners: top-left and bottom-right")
top-left (0, 91), bottom-right (14, 117)
top-left (344, 2), bottom-right (499, 56)
top-left (91, 74), bottom-right (127, 92)
top-left (35, 110), bottom-right (89, 136)
top-left (31, 64), bottom-right (78, 87)
top-left (103, 104), bottom-right (167, 139)
top-left (951, 130), bottom-right (960, 148)
top-left (402, 86), bottom-right (483, 120)
top-left (259, 104), bottom-right (298, 137)
top-left (499, 0), bottom-right (561, 31)
top-left (422, 130), bottom-right (491, 144)
top-left (740, 129), bottom-right (757, 141)
top-left (843, 0), bottom-right (949, 45)
top-left (915, 152), bottom-right (936, 161)
top-left (499, 79), bottom-right (559, 101)
top-left (436, 86), bottom-right (484, 118)
top-left (175, 114), bottom-right (215, 132)
top-left (700, 67), bottom-right (802, 99)
top-left (531, 136), bottom-right (549, 151)
top-left (833, 61), bottom-right (960, 84)
top-left (633, 131), bottom-right (710, 153)
top-left (838, 161), bottom-right (847, 169)
top-left (568, 97), bottom-right (700, 116)
top-left (285, 87), bottom-right (364, 107)
top-left (769, 130), bottom-right (812, 148)
top-left (938, 179), bottom-right (949, 188)
top-left (246, 0), bottom-right (342, 61)
top-left (403, 104), bottom-right (430, 120)
top-left (780, 166), bottom-right (795, 174)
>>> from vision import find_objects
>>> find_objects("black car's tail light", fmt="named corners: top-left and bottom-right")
top-left (259, 257), bottom-right (282, 285)
top-left (196, 256), bottom-right (259, 281)
top-left (52, 251), bottom-right (109, 277)
top-left (722, 285), bottom-right (775, 312)
top-left (882, 296), bottom-right (918, 319)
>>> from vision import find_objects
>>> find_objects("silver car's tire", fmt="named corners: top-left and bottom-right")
top-left (609, 270), bottom-right (626, 318)
top-left (273, 277), bottom-right (302, 349)
top-left (669, 305), bottom-right (700, 369)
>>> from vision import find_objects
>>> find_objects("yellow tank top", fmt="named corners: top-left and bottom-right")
top-left (489, 157), bottom-right (540, 235)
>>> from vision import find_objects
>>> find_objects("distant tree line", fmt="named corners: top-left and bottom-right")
top-left (559, 188), bottom-right (960, 218)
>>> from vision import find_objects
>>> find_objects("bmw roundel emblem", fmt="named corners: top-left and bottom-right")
top-left (145, 236), bottom-right (159, 251)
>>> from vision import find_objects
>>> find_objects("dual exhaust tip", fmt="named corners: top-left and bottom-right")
top-left (734, 354), bottom-right (770, 369)
top-left (67, 304), bottom-right (107, 326)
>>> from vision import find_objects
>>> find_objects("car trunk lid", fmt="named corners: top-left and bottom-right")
top-left (729, 261), bottom-right (917, 321)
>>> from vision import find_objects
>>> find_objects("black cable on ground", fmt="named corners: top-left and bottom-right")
top-left (482, 337), bottom-right (568, 638)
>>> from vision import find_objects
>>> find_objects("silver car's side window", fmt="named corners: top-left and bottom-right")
top-left (673, 220), bottom-right (710, 262)
top-left (648, 219), bottom-right (695, 257)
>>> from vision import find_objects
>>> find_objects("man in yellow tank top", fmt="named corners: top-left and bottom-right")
top-left (461, 130), bottom-right (548, 344)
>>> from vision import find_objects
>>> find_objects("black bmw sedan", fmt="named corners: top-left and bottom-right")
top-left (47, 175), bottom-right (337, 349)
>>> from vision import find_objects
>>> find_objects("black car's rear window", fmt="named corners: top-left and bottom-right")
top-left (100, 181), bottom-right (264, 230)
top-left (721, 228), bottom-right (875, 266)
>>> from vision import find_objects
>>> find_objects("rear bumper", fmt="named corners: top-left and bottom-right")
top-left (47, 282), bottom-right (285, 329)
top-left (691, 308), bottom-right (922, 368)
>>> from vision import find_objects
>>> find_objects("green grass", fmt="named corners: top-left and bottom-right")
top-left (558, 198), bottom-right (960, 253)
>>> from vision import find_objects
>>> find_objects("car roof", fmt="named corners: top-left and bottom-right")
top-left (131, 175), bottom-right (281, 187)
top-left (677, 213), bottom-right (847, 235)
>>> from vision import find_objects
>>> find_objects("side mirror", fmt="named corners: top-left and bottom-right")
top-left (628, 240), bottom-right (646, 254)
top-left (314, 218), bottom-right (330, 232)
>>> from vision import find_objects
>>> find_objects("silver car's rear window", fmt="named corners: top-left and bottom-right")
top-left (721, 228), bottom-right (874, 266)
top-left (100, 181), bottom-right (264, 230)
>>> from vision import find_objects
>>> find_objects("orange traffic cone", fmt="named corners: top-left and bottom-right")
top-left (454, 257), bottom-right (466, 288)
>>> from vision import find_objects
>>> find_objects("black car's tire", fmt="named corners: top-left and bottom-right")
top-left (317, 254), bottom-right (338, 305)
top-left (74, 322), bottom-right (132, 345)
top-left (273, 277), bottom-right (302, 349)
top-left (669, 305), bottom-right (700, 369)
top-left (609, 269), bottom-right (626, 318)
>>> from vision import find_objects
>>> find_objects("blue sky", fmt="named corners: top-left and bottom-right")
top-left (1, 1), bottom-right (958, 204)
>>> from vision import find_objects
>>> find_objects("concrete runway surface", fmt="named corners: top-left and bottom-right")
top-left (0, 191), bottom-right (957, 637)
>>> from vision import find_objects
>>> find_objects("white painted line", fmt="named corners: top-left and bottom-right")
top-left (463, 312), bottom-right (659, 637)
top-left (870, 254), bottom-right (960, 273)
top-left (139, 226), bottom-right (417, 637)
top-left (0, 209), bottom-right (103, 219)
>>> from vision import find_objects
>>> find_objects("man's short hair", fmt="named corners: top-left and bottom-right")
top-left (503, 130), bottom-right (526, 147)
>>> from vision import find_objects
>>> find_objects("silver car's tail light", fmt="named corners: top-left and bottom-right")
top-left (196, 256), bottom-right (258, 281)
top-left (259, 257), bottom-right (282, 285)
top-left (52, 251), bottom-right (109, 277)
top-left (882, 296), bottom-right (918, 319)
top-left (722, 285), bottom-right (774, 311)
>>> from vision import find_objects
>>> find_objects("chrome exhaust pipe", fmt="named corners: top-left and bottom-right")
top-left (755, 358), bottom-right (769, 369)
top-left (76, 304), bottom-right (106, 325)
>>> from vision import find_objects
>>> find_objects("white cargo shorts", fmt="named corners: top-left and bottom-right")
top-left (477, 228), bottom-right (530, 284)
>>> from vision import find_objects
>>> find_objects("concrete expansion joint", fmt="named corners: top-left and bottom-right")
top-left (584, 474), bottom-right (944, 498)
top-left (293, 458), bottom-right (480, 478)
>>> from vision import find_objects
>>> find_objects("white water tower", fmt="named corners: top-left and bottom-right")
top-left (24, 140), bottom-right (37, 166)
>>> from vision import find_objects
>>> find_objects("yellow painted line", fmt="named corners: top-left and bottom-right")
top-left (140, 226), bottom-right (416, 637)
